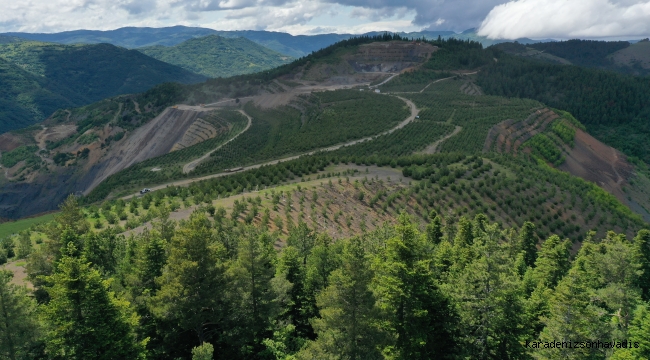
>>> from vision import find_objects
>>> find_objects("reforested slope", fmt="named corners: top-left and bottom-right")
top-left (138, 35), bottom-right (291, 78)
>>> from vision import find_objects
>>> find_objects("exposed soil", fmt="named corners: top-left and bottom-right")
top-left (34, 124), bottom-right (77, 150)
top-left (484, 108), bottom-right (555, 153)
top-left (83, 108), bottom-right (207, 193)
top-left (171, 119), bottom-right (222, 152)
top-left (559, 129), bottom-right (635, 204)
top-left (0, 133), bottom-right (25, 152)
top-left (0, 260), bottom-right (31, 289)
top-left (2, 40), bottom-right (443, 219)
top-left (485, 111), bottom-right (640, 217)
top-left (123, 165), bottom-right (411, 239)
top-left (460, 81), bottom-right (483, 96)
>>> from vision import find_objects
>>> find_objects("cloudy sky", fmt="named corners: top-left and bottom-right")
top-left (1, 0), bottom-right (649, 39)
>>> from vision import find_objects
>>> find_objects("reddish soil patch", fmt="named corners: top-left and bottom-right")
top-left (559, 129), bottom-right (634, 203)
top-left (34, 125), bottom-right (77, 149)
top-left (1, 260), bottom-right (32, 289)
top-left (484, 108), bottom-right (556, 153)
top-left (0, 133), bottom-right (24, 151)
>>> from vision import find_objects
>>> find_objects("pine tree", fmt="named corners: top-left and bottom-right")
top-left (227, 226), bottom-right (278, 356)
top-left (518, 221), bottom-right (538, 267)
top-left (298, 237), bottom-right (382, 360)
top-left (454, 216), bottom-right (474, 247)
top-left (528, 235), bottom-right (571, 289)
top-left (150, 213), bottom-right (228, 346)
top-left (634, 229), bottom-right (650, 301)
top-left (277, 246), bottom-right (313, 339)
top-left (45, 195), bottom-right (89, 246)
top-left (372, 214), bottom-right (459, 359)
top-left (536, 264), bottom-right (607, 359)
top-left (425, 211), bottom-right (444, 246)
top-left (41, 244), bottom-right (146, 359)
top-left (447, 222), bottom-right (526, 359)
top-left (192, 342), bottom-right (214, 360)
top-left (611, 304), bottom-right (650, 359)
top-left (15, 233), bottom-right (32, 260)
top-left (0, 271), bottom-right (41, 360)
top-left (287, 221), bottom-right (315, 264)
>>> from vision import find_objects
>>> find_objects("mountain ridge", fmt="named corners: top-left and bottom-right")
top-left (137, 35), bottom-right (292, 78)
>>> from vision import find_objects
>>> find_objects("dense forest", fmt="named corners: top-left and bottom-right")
top-left (2, 193), bottom-right (650, 359)
top-left (0, 40), bottom-right (205, 133)
top-left (138, 35), bottom-right (292, 78)
top-left (528, 40), bottom-right (630, 68)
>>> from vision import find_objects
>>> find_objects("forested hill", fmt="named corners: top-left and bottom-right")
top-left (493, 39), bottom-right (650, 76)
top-left (477, 51), bottom-right (650, 164)
top-left (137, 35), bottom-right (292, 78)
top-left (528, 39), bottom-right (630, 68)
top-left (0, 57), bottom-right (78, 133)
top-left (0, 40), bottom-right (205, 134)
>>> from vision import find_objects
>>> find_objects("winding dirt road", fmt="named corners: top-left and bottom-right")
top-left (421, 125), bottom-right (462, 154)
top-left (182, 110), bottom-right (253, 174)
top-left (122, 95), bottom-right (420, 199)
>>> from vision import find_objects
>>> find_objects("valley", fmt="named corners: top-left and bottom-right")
top-left (1, 34), bottom-right (650, 360)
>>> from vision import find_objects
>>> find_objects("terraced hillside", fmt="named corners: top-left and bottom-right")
top-left (0, 36), bottom-right (437, 219)
top-left (484, 108), bottom-right (559, 154)
top-left (2, 36), bottom-right (650, 360)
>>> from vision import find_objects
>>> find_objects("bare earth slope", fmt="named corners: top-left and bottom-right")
top-left (82, 108), bottom-right (210, 193)
top-left (559, 129), bottom-right (634, 204)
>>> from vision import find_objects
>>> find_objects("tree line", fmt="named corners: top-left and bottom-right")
top-left (3, 194), bottom-right (650, 359)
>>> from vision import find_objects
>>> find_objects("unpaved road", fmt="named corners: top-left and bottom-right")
top-left (418, 76), bottom-right (455, 93)
top-left (369, 73), bottom-right (398, 88)
top-left (122, 95), bottom-right (420, 199)
top-left (182, 110), bottom-right (253, 174)
top-left (421, 125), bottom-right (462, 154)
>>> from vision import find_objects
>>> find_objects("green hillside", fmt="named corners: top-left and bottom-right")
top-left (0, 57), bottom-right (79, 133)
top-left (476, 52), bottom-right (650, 164)
top-left (0, 40), bottom-right (205, 134)
top-left (494, 39), bottom-right (650, 76)
top-left (137, 35), bottom-right (292, 78)
top-left (2, 36), bottom-right (650, 360)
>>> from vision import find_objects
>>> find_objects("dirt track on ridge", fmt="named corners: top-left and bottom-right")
top-left (122, 95), bottom-right (420, 199)
top-left (183, 110), bottom-right (253, 174)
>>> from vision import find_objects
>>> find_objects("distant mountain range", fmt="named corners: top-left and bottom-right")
top-left (2, 26), bottom-right (555, 58)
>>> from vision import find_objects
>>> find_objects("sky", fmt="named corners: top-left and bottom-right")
top-left (1, 0), bottom-right (649, 39)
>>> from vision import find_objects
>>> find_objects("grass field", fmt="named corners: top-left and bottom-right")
top-left (0, 212), bottom-right (55, 238)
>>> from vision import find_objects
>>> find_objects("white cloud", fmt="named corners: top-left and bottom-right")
top-left (0, 0), bottom-right (508, 34)
top-left (202, 1), bottom-right (329, 31)
top-left (478, 0), bottom-right (650, 39)
top-left (278, 19), bottom-right (422, 35)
